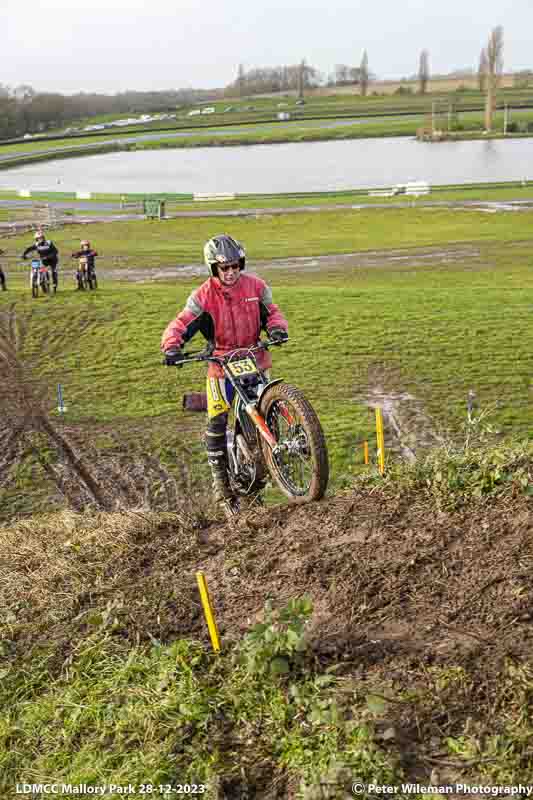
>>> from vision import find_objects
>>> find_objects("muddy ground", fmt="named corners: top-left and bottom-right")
top-left (87, 243), bottom-right (485, 282)
top-left (1, 486), bottom-right (532, 791)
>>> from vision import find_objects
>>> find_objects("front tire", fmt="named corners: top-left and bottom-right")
top-left (259, 383), bottom-right (329, 502)
top-left (31, 276), bottom-right (38, 298)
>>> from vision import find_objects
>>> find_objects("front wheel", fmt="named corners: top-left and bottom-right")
top-left (31, 275), bottom-right (38, 298)
top-left (259, 383), bottom-right (329, 502)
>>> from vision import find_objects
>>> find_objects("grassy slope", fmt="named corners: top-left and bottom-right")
top-left (1, 199), bottom-right (533, 795)
top-left (2, 208), bottom-right (532, 487)
top-left (1, 454), bottom-right (532, 795)
top-left (4, 206), bottom-right (533, 261)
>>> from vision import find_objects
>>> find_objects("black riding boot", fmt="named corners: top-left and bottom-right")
top-left (206, 413), bottom-right (239, 513)
top-left (206, 421), bottom-right (231, 502)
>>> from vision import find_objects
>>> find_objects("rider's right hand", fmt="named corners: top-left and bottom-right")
top-left (163, 348), bottom-right (185, 367)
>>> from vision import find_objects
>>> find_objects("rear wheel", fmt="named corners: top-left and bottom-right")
top-left (259, 383), bottom-right (329, 502)
top-left (41, 274), bottom-right (49, 294)
top-left (228, 417), bottom-right (267, 497)
top-left (88, 272), bottom-right (98, 290)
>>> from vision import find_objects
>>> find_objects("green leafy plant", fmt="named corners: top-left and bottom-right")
top-left (236, 596), bottom-right (313, 677)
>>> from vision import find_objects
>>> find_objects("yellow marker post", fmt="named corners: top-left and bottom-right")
top-left (363, 440), bottom-right (369, 465)
top-left (196, 571), bottom-right (221, 653)
top-left (375, 408), bottom-right (385, 475)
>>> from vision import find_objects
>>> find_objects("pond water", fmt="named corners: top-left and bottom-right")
top-left (2, 136), bottom-right (533, 194)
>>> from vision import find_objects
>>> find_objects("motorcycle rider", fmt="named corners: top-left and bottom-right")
top-left (0, 249), bottom-right (6, 290)
top-left (71, 239), bottom-right (98, 288)
top-left (22, 230), bottom-right (59, 290)
top-left (161, 234), bottom-right (288, 509)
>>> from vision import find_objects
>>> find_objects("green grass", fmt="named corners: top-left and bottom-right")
top-left (1, 194), bottom-right (532, 789)
top-left (5, 206), bottom-right (533, 262)
top-left (21, 84), bottom-right (533, 141)
top-left (3, 213), bottom-right (532, 485)
top-left (0, 599), bottom-right (399, 795)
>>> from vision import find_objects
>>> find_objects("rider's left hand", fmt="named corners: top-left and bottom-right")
top-left (269, 328), bottom-right (288, 344)
top-left (163, 348), bottom-right (185, 367)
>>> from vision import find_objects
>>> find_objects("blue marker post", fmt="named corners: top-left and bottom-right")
top-left (57, 383), bottom-right (67, 415)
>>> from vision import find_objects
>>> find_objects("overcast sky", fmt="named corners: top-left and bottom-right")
top-left (3, 0), bottom-right (532, 94)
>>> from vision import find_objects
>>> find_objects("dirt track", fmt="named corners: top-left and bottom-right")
top-left (92, 243), bottom-right (483, 282)
top-left (4, 488), bottom-right (532, 672)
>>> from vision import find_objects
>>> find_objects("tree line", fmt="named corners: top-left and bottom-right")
top-left (227, 53), bottom-right (372, 97)
top-left (0, 86), bottom-right (217, 140)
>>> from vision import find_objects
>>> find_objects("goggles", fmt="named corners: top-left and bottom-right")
top-left (218, 262), bottom-right (240, 273)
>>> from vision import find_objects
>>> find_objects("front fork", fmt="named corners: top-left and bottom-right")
top-left (229, 377), bottom-right (294, 456)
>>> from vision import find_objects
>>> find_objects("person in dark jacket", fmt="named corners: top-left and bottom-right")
top-left (0, 249), bottom-right (6, 290)
top-left (22, 230), bottom-right (59, 289)
top-left (161, 233), bottom-right (288, 511)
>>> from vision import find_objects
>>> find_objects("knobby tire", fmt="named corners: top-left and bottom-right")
top-left (258, 382), bottom-right (329, 502)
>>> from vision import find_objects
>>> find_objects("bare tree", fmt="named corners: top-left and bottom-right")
top-left (478, 49), bottom-right (488, 93)
top-left (484, 26), bottom-right (504, 131)
top-left (360, 50), bottom-right (369, 96)
top-left (298, 59), bottom-right (305, 99)
top-left (237, 64), bottom-right (245, 98)
top-left (418, 50), bottom-right (430, 95)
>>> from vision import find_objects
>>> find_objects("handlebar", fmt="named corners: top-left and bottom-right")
top-left (164, 338), bottom-right (288, 367)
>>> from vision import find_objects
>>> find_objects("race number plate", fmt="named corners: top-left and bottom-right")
top-left (227, 358), bottom-right (258, 377)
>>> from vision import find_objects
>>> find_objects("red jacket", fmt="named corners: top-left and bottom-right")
top-left (161, 273), bottom-right (288, 377)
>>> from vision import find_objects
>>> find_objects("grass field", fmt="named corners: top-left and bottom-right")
top-left (19, 82), bottom-right (533, 139)
top-left (1, 198), bottom-right (532, 793)
top-left (4, 205), bottom-right (533, 262)
top-left (2, 206), bottom-right (532, 511)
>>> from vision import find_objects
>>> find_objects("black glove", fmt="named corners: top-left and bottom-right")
top-left (269, 328), bottom-right (288, 344)
top-left (163, 348), bottom-right (185, 367)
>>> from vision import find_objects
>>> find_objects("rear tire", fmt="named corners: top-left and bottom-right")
top-left (259, 382), bottom-right (329, 502)
top-left (228, 424), bottom-right (267, 498)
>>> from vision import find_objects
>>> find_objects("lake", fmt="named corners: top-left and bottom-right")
top-left (1, 136), bottom-right (532, 194)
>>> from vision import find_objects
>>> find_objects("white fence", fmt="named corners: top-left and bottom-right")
top-left (193, 193), bottom-right (236, 202)
top-left (369, 182), bottom-right (430, 198)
